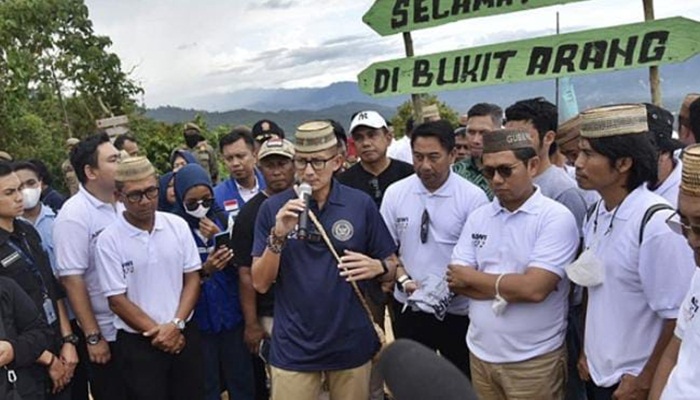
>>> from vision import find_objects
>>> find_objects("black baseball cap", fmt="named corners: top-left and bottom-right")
top-left (251, 119), bottom-right (285, 143)
top-left (644, 103), bottom-right (683, 153)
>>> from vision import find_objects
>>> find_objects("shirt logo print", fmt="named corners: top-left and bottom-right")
top-left (472, 233), bottom-right (487, 249)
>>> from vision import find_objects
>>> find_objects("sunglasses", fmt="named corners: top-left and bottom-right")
top-left (184, 198), bottom-right (214, 211)
top-left (481, 161), bottom-right (523, 180)
top-left (122, 186), bottom-right (159, 203)
top-left (368, 177), bottom-right (382, 200)
top-left (420, 209), bottom-right (429, 244)
top-left (666, 211), bottom-right (700, 237)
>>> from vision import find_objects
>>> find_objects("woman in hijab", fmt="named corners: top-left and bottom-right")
top-left (172, 164), bottom-right (254, 400)
top-left (157, 171), bottom-right (176, 213)
top-left (170, 149), bottom-right (199, 172)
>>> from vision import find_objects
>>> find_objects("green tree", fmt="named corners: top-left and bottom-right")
top-left (390, 95), bottom-right (459, 138)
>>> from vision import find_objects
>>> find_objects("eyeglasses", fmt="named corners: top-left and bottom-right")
top-left (123, 186), bottom-right (159, 203)
top-left (666, 211), bottom-right (700, 237)
top-left (293, 155), bottom-right (336, 171)
top-left (184, 198), bottom-right (214, 211)
top-left (481, 161), bottom-right (523, 180)
top-left (420, 209), bottom-right (430, 244)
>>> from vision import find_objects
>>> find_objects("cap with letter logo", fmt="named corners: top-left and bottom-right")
top-left (349, 110), bottom-right (388, 134)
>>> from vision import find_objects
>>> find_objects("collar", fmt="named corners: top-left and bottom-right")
top-left (489, 185), bottom-right (544, 216)
top-left (118, 211), bottom-right (165, 237)
top-left (413, 171), bottom-right (458, 197)
top-left (234, 172), bottom-right (260, 193)
top-left (79, 185), bottom-right (116, 211)
top-left (0, 219), bottom-right (28, 246)
top-left (326, 179), bottom-right (345, 206)
top-left (598, 185), bottom-right (650, 221)
top-left (654, 158), bottom-right (682, 196)
top-left (36, 203), bottom-right (56, 224)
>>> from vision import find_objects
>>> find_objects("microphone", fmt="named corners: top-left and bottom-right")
top-left (297, 183), bottom-right (312, 240)
top-left (377, 339), bottom-right (478, 400)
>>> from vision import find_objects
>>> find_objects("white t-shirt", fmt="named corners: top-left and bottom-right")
top-left (653, 159), bottom-right (682, 207)
top-left (380, 171), bottom-right (488, 315)
top-left (661, 268), bottom-right (700, 400)
top-left (53, 185), bottom-right (123, 341)
top-left (96, 211), bottom-right (201, 334)
top-left (451, 187), bottom-right (579, 363)
top-left (584, 186), bottom-right (695, 387)
top-left (387, 136), bottom-right (413, 165)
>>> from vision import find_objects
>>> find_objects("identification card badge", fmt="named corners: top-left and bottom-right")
top-left (43, 298), bottom-right (57, 325)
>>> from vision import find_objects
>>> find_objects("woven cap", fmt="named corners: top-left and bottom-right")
top-left (556, 115), bottom-right (581, 146)
top-left (422, 104), bottom-right (441, 120)
top-left (294, 121), bottom-right (337, 153)
top-left (258, 138), bottom-right (294, 160)
top-left (115, 156), bottom-right (155, 182)
top-left (681, 145), bottom-right (700, 197)
top-left (580, 104), bottom-right (649, 138)
top-left (483, 129), bottom-right (534, 154)
top-left (65, 138), bottom-right (80, 147)
top-left (681, 93), bottom-right (700, 118)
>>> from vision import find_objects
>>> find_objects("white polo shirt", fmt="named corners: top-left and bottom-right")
top-left (54, 185), bottom-right (123, 341)
top-left (95, 211), bottom-right (201, 334)
top-left (380, 171), bottom-right (488, 315)
top-left (451, 187), bottom-right (579, 363)
top-left (653, 159), bottom-right (682, 207)
top-left (583, 186), bottom-right (695, 387)
top-left (661, 268), bottom-right (700, 400)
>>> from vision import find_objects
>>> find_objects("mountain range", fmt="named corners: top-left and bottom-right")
top-left (146, 55), bottom-right (700, 134)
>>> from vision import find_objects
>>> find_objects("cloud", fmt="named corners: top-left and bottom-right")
top-left (248, 0), bottom-right (298, 10)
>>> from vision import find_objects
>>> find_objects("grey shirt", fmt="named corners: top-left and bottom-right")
top-left (534, 166), bottom-right (588, 233)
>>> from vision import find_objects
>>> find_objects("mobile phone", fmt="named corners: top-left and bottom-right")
top-left (214, 231), bottom-right (231, 249)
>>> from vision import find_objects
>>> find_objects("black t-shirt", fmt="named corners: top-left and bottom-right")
top-left (337, 159), bottom-right (414, 208)
top-left (231, 191), bottom-right (274, 317)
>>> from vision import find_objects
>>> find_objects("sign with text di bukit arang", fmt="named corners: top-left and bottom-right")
top-left (358, 17), bottom-right (700, 98)
top-left (363, 0), bottom-right (589, 36)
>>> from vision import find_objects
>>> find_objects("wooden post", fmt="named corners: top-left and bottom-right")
top-left (643, 0), bottom-right (662, 106)
top-left (402, 32), bottom-right (423, 124)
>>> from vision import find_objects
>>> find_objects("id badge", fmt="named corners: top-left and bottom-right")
top-left (43, 298), bottom-right (57, 325)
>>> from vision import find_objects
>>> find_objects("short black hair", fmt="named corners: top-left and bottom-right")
top-left (27, 159), bottom-right (53, 185)
top-left (327, 119), bottom-right (347, 148)
top-left (505, 97), bottom-right (558, 141)
top-left (454, 127), bottom-right (467, 138)
top-left (70, 133), bottom-right (111, 185)
top-left (405, 117), bottom-right (415, 138)
top-left (411, 120), bottom-right (455, 152)
top-left (690, 97), bottom-right (700, 143)
top-left (0, 162), bottom-right (13, 178)
top-left (468, 103), bottom-right (503, 127)
top-left (113, 133), bottom-right (137, 150)
top-left (219, 127), bottom-right (255, 153)
top-left (587, 133), bottom-right (658, 192)
top-left (12, 161), bottom-right (41, 178)
top-left (513, 147), bottom-right (538, 162)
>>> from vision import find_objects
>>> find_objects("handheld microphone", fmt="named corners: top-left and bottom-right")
top-left (377, 339), bottom-right (478, 400)
top-left (297, 183), bottom-right (312, 240)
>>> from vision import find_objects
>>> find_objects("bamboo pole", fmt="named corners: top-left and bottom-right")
top-left (643, 0), bottom-right (662, 106)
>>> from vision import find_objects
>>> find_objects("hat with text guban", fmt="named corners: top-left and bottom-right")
top-left (483, 129), bottom-right (534, 154)
top-left (681, 144), bottom-right (700, 197)
top-left (556, 115), bottom-right (581, 146)
top-left (294, 121), bottom-right (337, 153)
top-left (580, 104), bottom-right (648, 139)
top-left (116, 156), bottom-right (155, 182)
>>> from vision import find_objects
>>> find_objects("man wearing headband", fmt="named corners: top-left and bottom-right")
top-left (251, 121), bottom-right (398, 400)
top-left (448, 129), bottom-right (579, 399)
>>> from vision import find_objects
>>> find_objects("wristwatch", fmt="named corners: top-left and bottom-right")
top-left (85, 332), bottom-right (102, 346)
top-left (62, 333), bottom-right (80, 345)
top-left (171, 318), bottom-right (186, 331)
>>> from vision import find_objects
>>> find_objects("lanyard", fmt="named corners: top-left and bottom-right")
top-left (6, 238), bottom-right (50, 298)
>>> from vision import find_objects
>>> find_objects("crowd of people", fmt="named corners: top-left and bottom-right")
top-left (0, 93), bottom-right (699, 400)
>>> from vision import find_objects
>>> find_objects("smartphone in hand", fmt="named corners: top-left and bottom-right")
top-left (214, 231), bottom-right (231, 249)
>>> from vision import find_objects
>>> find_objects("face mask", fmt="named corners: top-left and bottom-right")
top-left (184, 203), bottom-right (210, 219)
top-left (185, 134), bottom-right (204, 149)
top-left (565, 249), bottom-right (604, 287)
top-left (22, 187), bottom-right (42, 209)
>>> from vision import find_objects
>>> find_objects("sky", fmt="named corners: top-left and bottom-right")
top-left (84, 0), bottom-right (700, 109)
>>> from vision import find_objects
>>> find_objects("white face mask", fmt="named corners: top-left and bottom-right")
top-left (185, 203), bottom-right (210, 219)
top-left (22, 187), bottom-right (42, 209)
top-left (565, 249), bottom-right (604, 287)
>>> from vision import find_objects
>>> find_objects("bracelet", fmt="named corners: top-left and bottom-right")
top-left (266, 227), bottom-right (287, 254)
top-left (495, 273), bottom-right (506, 300)
top-left (397, 274), bottom-right (411, 285)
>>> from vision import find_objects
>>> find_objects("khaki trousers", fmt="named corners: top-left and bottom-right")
top-left (270, 361), bottom-right (371, 400)
top-left (470, 345), bottom-right (567, 400)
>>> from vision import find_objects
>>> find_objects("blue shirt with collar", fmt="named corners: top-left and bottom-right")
top-left (214, 169), bottom-right (266, 229)
top-left (252, 181), bottom-right (396, 371)
top-left (31, 204), bottom-right (57, 272)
